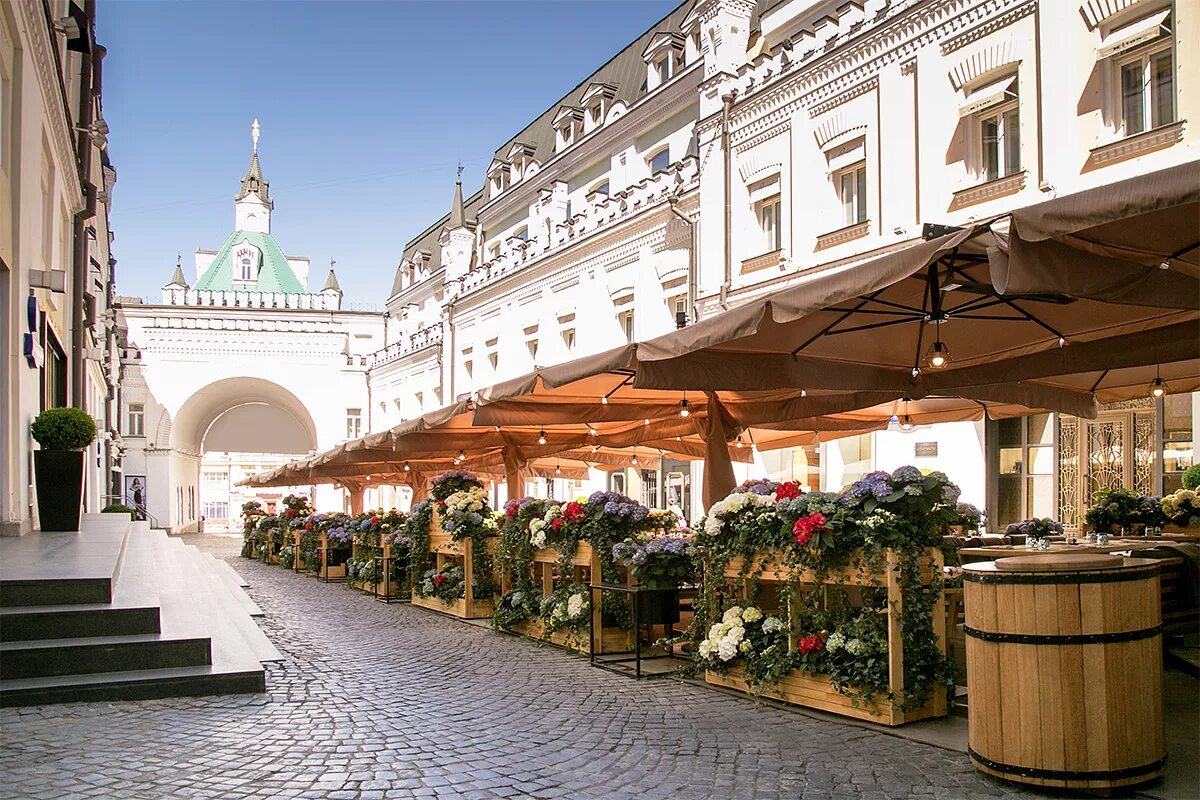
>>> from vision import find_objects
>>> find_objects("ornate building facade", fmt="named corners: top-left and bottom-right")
top-left (363, 0), bottom-right (1197, 527)
top-left (118, 126), bottom-right (384, 532)
top-left (1, 0), bottom-right (121, 535)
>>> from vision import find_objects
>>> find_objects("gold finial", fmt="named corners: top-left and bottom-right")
top-left (251, 118), bottom-right (260, 153)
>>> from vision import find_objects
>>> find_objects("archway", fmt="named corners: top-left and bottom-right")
top-left (171, 377), bottom-right (318, 533)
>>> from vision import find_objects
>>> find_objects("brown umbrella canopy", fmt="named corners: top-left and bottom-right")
top-left (994, 160), bottom-right (1199, 307)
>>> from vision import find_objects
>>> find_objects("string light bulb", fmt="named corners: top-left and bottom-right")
top-left (588, 426), bottom-right (598, 437)
top-left (632, 454), bottom-right (639, 466)
top-left (679, 399), bottom-right (690, 418)
top-left (537, 430), bottom-right (547, 445)
top-left (600, 396), bottom-right (609, 405)
top-left (898, 415), bottom-right (916, 432)
top-left (404, 462), bottom-right (410, 472)
top-left (1149, 367), bottom-right (1168, 399)
top-left (735, 437), bottom-right (744, 449)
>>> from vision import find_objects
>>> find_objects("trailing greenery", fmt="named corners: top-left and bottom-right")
top-left (410, 471), bottom-right (498, 602)
top-left (101, 503), bottom-right (134, 515)
top-left (692, 468), bottom-right (959, 714)
top-left (31, 407), bottom-right (96, 450)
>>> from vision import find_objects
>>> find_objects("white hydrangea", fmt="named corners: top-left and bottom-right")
top-left (700, 609), bottom-right (750, 663)
top-left (741, 606), bottom-right (763, 623)
top-left (529, 519), bottom-right (547, 548)
top-left (826, 632), bottom-right (846, 652)
top-left (722, 606), bottom-right (745, 624)
top-left (704, 516), bottom-right (723, 536)
top-left (846, 638), bottom-right (867, 656)
top-left (717, 639), bottom-right (739, 661)
top-left (566, 593), bottom-right (586, 619)
top-left (762, 616), bottom-right (784, 634)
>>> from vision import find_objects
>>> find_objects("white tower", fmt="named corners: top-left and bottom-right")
top-left (234, 119), bottom-right (273, 233)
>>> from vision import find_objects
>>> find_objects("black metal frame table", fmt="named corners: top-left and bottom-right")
top-left (588, 582), bottom-right (688, 679)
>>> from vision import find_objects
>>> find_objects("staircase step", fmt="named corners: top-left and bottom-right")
top-left (201, 553), bottom-right (263, 617)
top-left (0, 604), bottom-right (160, 642)
top-left (0, 663), bottom-right (265, 707)
top-left (0, 515), bottom-right (130, 607)
top-left (0, 633), bottom-right (211, 680)
top-left (216, 558), bottom-right (250, 588)
top-left (175, 542), bottom-right (282, 664)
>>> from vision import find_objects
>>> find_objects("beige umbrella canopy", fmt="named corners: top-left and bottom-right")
top-left (632, 165), bottom-right (1198, 403)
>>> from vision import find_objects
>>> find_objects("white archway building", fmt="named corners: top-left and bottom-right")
top-left (119, 125), bottom-right (384, 531)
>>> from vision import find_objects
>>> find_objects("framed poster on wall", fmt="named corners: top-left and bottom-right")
top-left (125, 475), bottom-right (147, 520)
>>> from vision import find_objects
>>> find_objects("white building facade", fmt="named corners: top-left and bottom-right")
top-left (1, 0), bottom-right (122, 535)
top-left (364, 0), bottom-right (1197, 528)
top-left (118, 127), bottom-right (385, 532)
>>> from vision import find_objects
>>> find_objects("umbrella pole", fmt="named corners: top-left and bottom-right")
top-left (701, 393), bottom-right (737, 511)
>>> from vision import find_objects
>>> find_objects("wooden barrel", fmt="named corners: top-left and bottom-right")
top-left (963, 555), bottom-right (1165, 791)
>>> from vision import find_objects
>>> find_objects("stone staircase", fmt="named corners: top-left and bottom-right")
top-left (0, 514), bottom-right (278, 707)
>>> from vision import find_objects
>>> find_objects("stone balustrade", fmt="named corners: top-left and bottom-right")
top-left (369, 323), bottom-right (443, 368)
top-left (160, 288), bottom-right (342, 310)
top-left (455, 156), bottom-right (699, 297)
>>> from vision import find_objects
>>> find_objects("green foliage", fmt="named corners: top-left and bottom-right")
top-left (101, 504), bottom-right (134, 515)
top-left (405, 500), bottom-right (434, 588)
top-left (31, 407), bottom-right (96, 450)
top-left (1084, 488), bottom-right (1166, 531)
top-left (1182, 464), bottom-right (1200, 491)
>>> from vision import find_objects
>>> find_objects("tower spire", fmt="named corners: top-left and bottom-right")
top-left (251, 118), bottom-right (260, 153)
top-left (449, 163), bottom-right (466, 229)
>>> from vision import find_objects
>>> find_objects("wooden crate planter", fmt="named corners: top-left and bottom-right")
top-left (318, 532), bottom-right (350, 581)
top-left (410, 529), bottom-right (496, 619)
top-left (500, 542), bottom-right (637, 655)
top-left (706, 547), bottom-right (947, 727)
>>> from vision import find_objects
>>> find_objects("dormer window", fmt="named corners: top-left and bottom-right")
top-left (506, 143), bottom-right (536, 184)
top-left (582, 82), bottom-right (616, 134)
top-left (487, 160), bottom-right (510, 198)
top-left (643, 32), bottom-right (685, 91)
top-left (239, 257), bottom-right (253, 281)
top-left (553, 107), bottom-right (584, 152)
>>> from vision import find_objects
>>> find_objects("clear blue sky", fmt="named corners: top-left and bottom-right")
top-left (98, 0), bottom-right (681, 308)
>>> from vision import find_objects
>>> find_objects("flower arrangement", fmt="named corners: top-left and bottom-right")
top-left (1084, 488), bottom-right (1167, 532)
top-left (1183, 464), bottom-right (1200, 491)
top-left (953, 502), bottom-right (983, 531)
top-left (280, 493), bottom-right (312, 522)
top-left (540, 583), bottom-right (591, 636)
top-left (420, 564), bottom-right (465, 605)
top-left (690, 465), bottom-right (959, 714)
top-left (347, 556), bottom-right (379, 586)
top-left (611, 536), bottom-right (696, 588)
top-left (430, 469), bottom-right (483, 502)
top-left (1005, 517), bottom-right (1063, 541)
top-left (277, 544), bottom-right (295, 567)
top-left (1161, 488), bottom-right (1200, 528)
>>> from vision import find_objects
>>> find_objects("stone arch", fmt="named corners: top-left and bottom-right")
top-left (171, 376), bottom-right (318, 456)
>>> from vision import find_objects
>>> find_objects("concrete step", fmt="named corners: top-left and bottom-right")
top-left (216, 557), bottom-right (249, 588)
top-left (0, 662), bottom-right (264, 707)
top-left (0, 633), bottom-right (211, 680)
top-left (200, 552), bottom-right (263, 617)
top-left (0, 604), bottom-right (160, 642)
top-left (0, 515), bottom-right (130, 607)
top-left (172, 540), bottom-right (281, 665)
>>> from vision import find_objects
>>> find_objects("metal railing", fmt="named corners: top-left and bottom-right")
top-left (102, 493), bottom-right (161, 530)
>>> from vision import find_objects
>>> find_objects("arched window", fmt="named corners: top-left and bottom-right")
top-left (648, 147), bottom-right (670, 175)
top-left (239, 257), bottom-right (253, 281)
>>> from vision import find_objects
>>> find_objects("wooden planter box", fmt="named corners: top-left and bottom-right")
top-left (709, 547), bottom-right (947, 727)
top-left (318, 531), bottom-right (350, 581)
top-left (410, 519), bottom-right (496, 619)
top-left (504, 617), bottom-right (634, 654)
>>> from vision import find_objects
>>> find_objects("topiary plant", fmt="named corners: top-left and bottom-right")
top-left (1183, 464), bottom-right (1200, 491)
top-left (31, 408), bottom-right (97, 450)
top-left (102, 503), bottom-right (134, 515)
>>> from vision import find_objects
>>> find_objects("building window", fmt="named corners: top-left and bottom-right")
top-left (464, 359), bottom-right (473, 378)
top-left (201, 501), bottom-right (229, 521)
top-left (239, 256), bottom-right (253, 281)
top-left (346, 408), bottom-right (362, 439)
top-left (128, 403), bottom-right (145, 437)
top-left (561, 328), bottom-right (576, 351)
top-left (996, 413), bottom-right (1055, 529)
top-left (526, 339), bottom-right (539, 361)
top-left (514, 226), bottom-right (529, 241)
top-left (592, 180), bottom-right (609, 196)
top-left (1118, 44), bottom-right (1175, 136)
top-left (836, 163), bottom-right (867, 226)
top-left (656, 56), bottom-right (671, 84)
top-left (202, 471), bottom-right (227, 491)
top-left (648, 148), bottom-right (670, 175)
top-left (619, 310), bottom-right (635, 343)
top-left (488, 352), bottom-right (498, 370)
top-left (960, 75), bottom-right (1022, 181)
top-left (757, 195), bottom-right (782, 252)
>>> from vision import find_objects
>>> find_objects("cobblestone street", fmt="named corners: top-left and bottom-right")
top-left (0, 534), bottom-right (1043, 800)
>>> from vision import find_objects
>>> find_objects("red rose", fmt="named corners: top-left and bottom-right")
top-left (284, 509), bottom-right (295, 518)
top-left (794, 528), bottom-right (812, 546)
top-left (433, 574), bottom-right (445, 586)
top-left (506, 506), bottom-right (518, 518)
top-left (305, 521), bottom-right (314, 531)
top-left (775, 482), bottom-right (801, 501)
top-left (563, 502), bottom-right (585, 522)
top-left (551, 517), bottom-right (564, 531)
top-left (370, 516), bottom-right (379, 526)
top-left (798, 633), bottom-right (825, 654)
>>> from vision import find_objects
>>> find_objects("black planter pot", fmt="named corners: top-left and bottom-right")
top-left (637, 589), bottom-right (681, 626)
top-left (34, 450), bottom-right (85, 532)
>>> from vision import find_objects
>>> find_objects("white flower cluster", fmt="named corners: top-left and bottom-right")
top-left (825, 631), bottom-right (869, 656)
top-left (699, 605), bottom-right (758, 662)
top-left (548, 591), bottom-right (588, 625)
top-left (444, 487), bottom-right (487, 514)
top-left (702, 492), bottom-right (777, 536)
top-left (529, 518), bottom-right (547, 548)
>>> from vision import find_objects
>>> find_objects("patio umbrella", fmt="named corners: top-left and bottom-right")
top-left (993, 160), bottom-right (1199, 308)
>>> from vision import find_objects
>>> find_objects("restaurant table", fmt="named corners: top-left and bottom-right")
top-left (957, 539), bottom-right (1176, 564)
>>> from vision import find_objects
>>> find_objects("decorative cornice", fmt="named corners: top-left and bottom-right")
top-left (1085, 121), bottom-right (1186, 168)
top-left (16, 0), bottom-right (84, 212)
top-left (940, 0), bottom-right (1037, 55)
top-left (809, 76), bottom-right (879, 118)
top-left (949, 170), bottom-right (1027, 210)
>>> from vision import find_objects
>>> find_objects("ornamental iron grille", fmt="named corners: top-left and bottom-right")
top-left (1058, 417), bottom-right (1079, 529)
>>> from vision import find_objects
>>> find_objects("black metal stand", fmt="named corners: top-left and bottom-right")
top-left (372, 554), bottom-right (411, 604)
top-left (588, 582), bottom-right (687, 679)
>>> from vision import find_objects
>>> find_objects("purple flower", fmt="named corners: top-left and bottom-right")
top-left (891, 465), bottom-right (922, 483)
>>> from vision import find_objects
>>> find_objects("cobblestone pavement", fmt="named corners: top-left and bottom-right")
top-left (0, 534), bottom-right (1045, 800)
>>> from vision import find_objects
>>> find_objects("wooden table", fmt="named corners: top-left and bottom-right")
top-left (957, 539), bottom-right (1176, 564)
